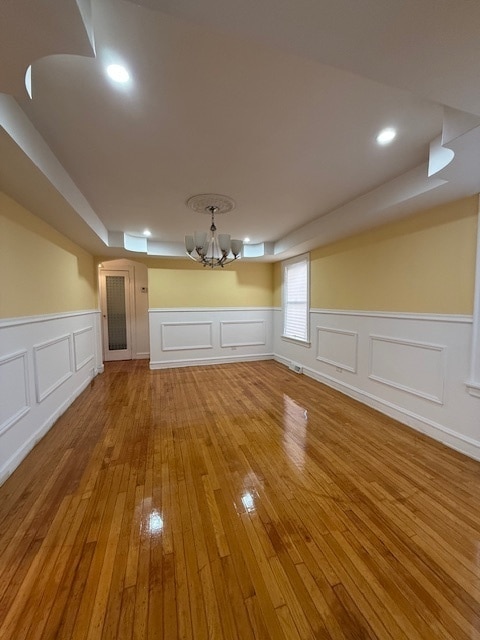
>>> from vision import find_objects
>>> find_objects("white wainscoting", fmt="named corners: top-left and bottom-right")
top-left (0, 350), bottom-right (30, 437)
top-left (316, 326), bottom-right (357, 373)
top-left (274, 308), bottom-right (480, 461)
top-left (0, 310), bottom-right (103, 485)
top-left (161, 321), bottom-right (213, 351)
top-left (73, 326), bottom-right (95, 371)
top-left (220, 320), bottom-right (266, 347)
top-left (369, 334), bottom-right (445, 404)
top-left (149, 308), bottom-right (273, 369)
top-left (33, 334), bottom-right (73, 403)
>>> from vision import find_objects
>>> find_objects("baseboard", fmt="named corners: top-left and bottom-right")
top-left (274, 354), bottom-right (291, 369)
top-left (273, 355), bottom-right (480, 462)
top-left (150, 353), bottom-right (274, 370)
top-left (0, 375), bottom-right (95, 487)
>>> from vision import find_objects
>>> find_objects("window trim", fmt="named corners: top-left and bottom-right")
top-left (282, 253), bottom-right (310, 345)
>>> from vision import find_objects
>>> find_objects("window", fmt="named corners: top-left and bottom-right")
top-left (282, 254), bottom-right (310, 343)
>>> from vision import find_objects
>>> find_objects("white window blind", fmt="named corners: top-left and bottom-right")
top-left (283, 254), bottom-right (309, 342)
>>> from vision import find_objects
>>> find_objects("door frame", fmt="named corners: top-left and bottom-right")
top-left (99, 266), bottom-right (136, 361)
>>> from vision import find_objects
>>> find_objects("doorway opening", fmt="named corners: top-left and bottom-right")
top-left (98, 259), bottom-right (149, 362)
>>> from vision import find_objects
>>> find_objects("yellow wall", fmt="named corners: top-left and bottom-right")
top-left (2, 190), bottom-right (476, 318)
top-left (146, 259), bottom-right (273, 308)
top-left (309, 197), bottom-right (477, 314)
top-left (273, 196), bottom-right (478, 314)
top-left (273, 260), bottom-right (283, 307)
top-left (0, 192), bottom-right (96, 318)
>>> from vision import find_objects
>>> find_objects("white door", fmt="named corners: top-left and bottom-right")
top-left (99, 269), bottom-right (132, 361)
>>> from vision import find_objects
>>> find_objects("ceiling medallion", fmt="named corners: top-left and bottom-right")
top-left (185, 194), bottom-right (243, 268)
top-left (186, 193), bottom-right (236, 215)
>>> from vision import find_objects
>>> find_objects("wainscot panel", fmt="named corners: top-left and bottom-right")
top-left (0, 311), bottom-right (103, 485)
top-left (73, 326), bottom-right (95, 372)
top-left (316, 326), bottom-right (358, 373)
top-left (149, 308), bottom-right (273, 369)
top-left (274, 309), bottom-right (479, 461)
top-left (0, 350), bottom-right (30, 437)
top-left (161, 321), bottom-right (213, 351)
top-left (33, 334), bottom-right (73, 403)
top-left (369, 334), bottom-right (445, 404)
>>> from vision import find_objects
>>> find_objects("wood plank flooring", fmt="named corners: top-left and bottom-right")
top-left (1, 359), bottom-right (480, 639)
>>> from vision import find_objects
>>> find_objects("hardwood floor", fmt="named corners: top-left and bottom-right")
top-left (1, 360), bottom-right (480, 639)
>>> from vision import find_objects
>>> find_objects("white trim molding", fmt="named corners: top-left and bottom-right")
top-left (0, 309), bottom-right (101, 328)
top-left (274, 307), bottom-right (479, 461)
top-left (149, 307), bottom-right (273, 313)
top-left (73, 326), bottom-right (95, 371)
top-left (0, 309), bottom-right (103, 486)
top-left (467, 195), bottom-right (480, 397)
top-left (298, 363), bottom-right (480, 463)
top-left (316, 326), bottom-right (358, 373)
top-left (0, 374), bottom-right (94, 487)
top-left (149, 307), bottom-right (273, 369)
top-left (0, 350), bottom-right (31, 436)
top-left (150, 353), bottom-right (273, 370)
top-left (368, 334), bottom-right (445, 405)
top-left (311, 308), bottom-right (473, 323)
top-left (161, 321), bottom-right (213, 351)
top-left (220, 320), bottom-right (266, 347)
top-left (281, 335), bottom-right (311, 347)
top-left (33, 334), bottom-right (73, 403)
top-left (466, 382), bottom-right (480, 399)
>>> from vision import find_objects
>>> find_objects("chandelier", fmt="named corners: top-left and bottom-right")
top-left (184, 194), bottom-right (243, 268)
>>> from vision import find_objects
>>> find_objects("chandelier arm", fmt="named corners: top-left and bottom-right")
top-left (185, 196), bottom-right (242, 268)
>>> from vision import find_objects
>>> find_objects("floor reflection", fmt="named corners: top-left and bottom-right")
top-left (147, 509), bottom-right (164, 536)
top-left (234, 472), bottom-right (262, 515)
top-left (241, 491), bottom-right (256, 513)
top-left (283, 394), bottom-right (308, 470)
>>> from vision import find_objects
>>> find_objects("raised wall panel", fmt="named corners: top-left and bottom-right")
top-left (73, 326), bottom-right (94, 371)
top-left (149, 308), bottom-right (274, 369)
top-left (0, 351), bottom-right (30, 436)
top-left (316, 326), bottom-right (358, 373)
top-left (369, 334), bottom-right (445, 404)
top-left (275, 309), bottom-right (479, 460)
top-left (0, 310), bottom-right (102, 486)
top-left (161, 322), bottom-right (213, 351)
top-left (220, 320), bottom-right (266, 347)
top-left (33, 334), bottom-right (73, 403)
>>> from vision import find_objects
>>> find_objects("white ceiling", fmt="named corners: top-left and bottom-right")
top-left (1, 0), bottom-right (480, 261)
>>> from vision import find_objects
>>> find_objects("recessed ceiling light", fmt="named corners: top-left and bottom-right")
top-left (106, 64), bottom-right (130, 84)
top-left (244, 237), bottom-right (251, 243)
top-left (143, 229), bottom-right (152, 237)
top-left (376, 127), bottom-right (397, 145)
